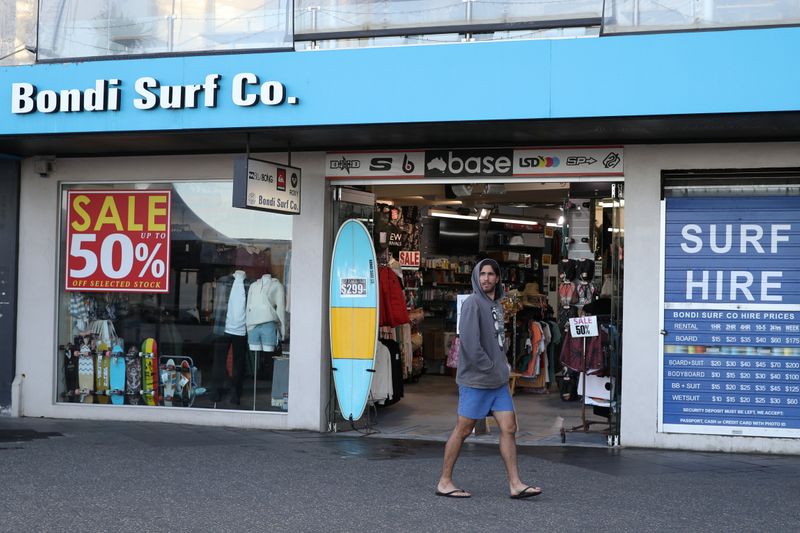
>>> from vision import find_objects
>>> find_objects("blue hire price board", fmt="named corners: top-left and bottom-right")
top-left (661, 196), bottom-right (800, 437)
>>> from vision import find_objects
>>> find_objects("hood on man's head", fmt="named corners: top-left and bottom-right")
top-left (471, 258), bottom-right (504, 301)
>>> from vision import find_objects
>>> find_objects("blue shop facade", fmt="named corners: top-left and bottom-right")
top-left (3, 19), bottom-right (800, 453)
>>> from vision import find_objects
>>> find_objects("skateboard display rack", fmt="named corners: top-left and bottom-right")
top-left (158, 355), bottom-right (198, 408)
top-left (62, 335), bottom-right (204, 407)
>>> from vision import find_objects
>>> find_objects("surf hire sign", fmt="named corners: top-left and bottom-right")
top-left (233, 157), bottom-right (301, 215)
top-left (661, 196), bottom-right (800, 438)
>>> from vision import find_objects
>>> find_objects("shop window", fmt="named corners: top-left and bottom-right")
top-left (56, 181), bottom-right (291, 412)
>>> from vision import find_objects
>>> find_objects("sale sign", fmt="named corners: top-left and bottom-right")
top-left (399, 250), bottom-right (420, 269)
top-left (65, 190), bottom-right (171, 293)
top-left (569, 315), bottom-right (598, 338)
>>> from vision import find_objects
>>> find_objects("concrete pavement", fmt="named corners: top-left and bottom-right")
top-left (1, 416), bottom-right (799, 532)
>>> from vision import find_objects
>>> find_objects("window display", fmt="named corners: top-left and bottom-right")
top-left (57, 181), bottom-right (292, 411)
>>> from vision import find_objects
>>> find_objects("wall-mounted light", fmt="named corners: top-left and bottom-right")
top-left (478, 208), bottom-right (492, 220)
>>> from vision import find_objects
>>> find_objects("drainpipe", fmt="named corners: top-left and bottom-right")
top-left (10, 373), bottom-right (24, 417)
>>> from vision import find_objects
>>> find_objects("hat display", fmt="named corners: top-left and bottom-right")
top-left (521, 282), bottom-right (545, 307)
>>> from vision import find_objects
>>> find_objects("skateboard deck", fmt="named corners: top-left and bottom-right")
top-left (109, 345), bottom-right (126, 405)
top-left (64, 345), bottom-right (79, 401)
top-left (142, 354), bottom-right (157, 406)
top-left (125, 348), bottom-right (142, 405)
top-left (141, 338), bottom-right (159, 406)
top-left (179, 360), bottom-right (192, 405)
top-left (95, 351), bottom-right (111, 404)
top-left (161, 358), bottom-right (178, 407)
top-left (77, 345), bottom-right (94, 404)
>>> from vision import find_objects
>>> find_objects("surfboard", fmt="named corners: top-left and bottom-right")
top-left (329, 219), bottom-right (379, 421)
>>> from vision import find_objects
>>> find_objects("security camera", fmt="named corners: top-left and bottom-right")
top-left (33, 156), bottom-right (55, 178)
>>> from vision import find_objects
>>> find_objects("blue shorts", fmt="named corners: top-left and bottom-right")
top-left (458, 384), bottom-right (514, 420)
top-left (248, 321), bottom-right (279, 350)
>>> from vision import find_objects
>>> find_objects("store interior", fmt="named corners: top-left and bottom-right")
top-left (339, 180), bottom-right (624, 444)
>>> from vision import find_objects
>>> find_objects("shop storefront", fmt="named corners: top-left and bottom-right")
top-left (324, 148), bottom-right (625, 445)
top-left (3, 27), bottom-right (800, 453)
top-left (14, 153), bottom-right (329, 429)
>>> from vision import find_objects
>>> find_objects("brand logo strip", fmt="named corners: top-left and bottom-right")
top-left (325, 148), bottom-right (623, 178)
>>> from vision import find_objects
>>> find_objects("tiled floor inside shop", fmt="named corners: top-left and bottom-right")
top-left (364, 374), bottom-right (609, 447)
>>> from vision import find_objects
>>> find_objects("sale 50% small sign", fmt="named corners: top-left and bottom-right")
top-left (65, 190), bottom-right (171, 293)
top-left (569, 315), bottom-right (598, 338)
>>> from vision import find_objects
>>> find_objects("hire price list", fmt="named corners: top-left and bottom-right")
top-left (663, 309), bottom-right (800, 429)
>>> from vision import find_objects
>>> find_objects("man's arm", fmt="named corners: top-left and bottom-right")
top-left (458, 300), bottom-right (494, 372)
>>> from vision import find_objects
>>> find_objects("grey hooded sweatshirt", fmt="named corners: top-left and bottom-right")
top-left (456, 259), bottom-right (509, 389)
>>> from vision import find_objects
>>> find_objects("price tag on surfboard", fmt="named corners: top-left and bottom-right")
top-left (569, 316), bottom-right (598, 338)
top-left (339, 277), bottom-right (367, 297)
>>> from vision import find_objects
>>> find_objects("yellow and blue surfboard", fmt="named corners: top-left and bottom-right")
top-left (330, 219), bottom-right (379, 421)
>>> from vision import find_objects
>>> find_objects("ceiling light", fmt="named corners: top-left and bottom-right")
top-left (558, 215), bottom-right (564, 225)
top-left (491, 216), bottom-right (538, 225)
top-left (546, 222), bottom-right (560, 228)
top-left (430, 209), bottom-right (478, 221)
top-left (599, 200), bottom-right (625, 208)
top-left (478, 208), bottom-right (492, 220)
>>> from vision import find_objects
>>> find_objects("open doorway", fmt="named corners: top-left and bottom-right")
top-left (332, 180), bottom-right (623, 446)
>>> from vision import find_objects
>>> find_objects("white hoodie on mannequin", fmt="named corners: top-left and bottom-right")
top-left (224, 270), bottom-right (247, 336)
top-left (246, 274), bottom-right (286, 338)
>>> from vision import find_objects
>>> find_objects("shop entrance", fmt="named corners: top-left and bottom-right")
top-left (330, 180), bottom-right (624, 446)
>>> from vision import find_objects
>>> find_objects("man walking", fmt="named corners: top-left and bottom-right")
top-left (436, 258), bottom-right (542, 499)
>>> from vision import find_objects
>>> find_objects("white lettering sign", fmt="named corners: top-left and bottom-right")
top-left (10, 73), bottom-right (299, 114)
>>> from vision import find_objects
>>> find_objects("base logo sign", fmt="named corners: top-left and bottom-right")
top-left (424, 149), bottom-right (513, 178)
top-left (65, 190), bottom-right (171, 293)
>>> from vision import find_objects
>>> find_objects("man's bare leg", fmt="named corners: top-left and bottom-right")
top-left (493, 410), bottom-right (541, 496)
top-left (437, 415), bottom-right (477, 496)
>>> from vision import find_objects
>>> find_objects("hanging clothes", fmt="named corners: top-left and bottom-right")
top-left (399, 324), bottom-right (413, 377)
top-left (547, 320), bottom-right (562, 384)
top-left (379, 338), bottom-right (404, 405)
top-left (378, 266), bottom-right (409, 327)
top-left (521, 321), bottom-right (544, 377)
top-left (560, 328), bottom-right (608, 374)
top-left (370, 342), bottom-right (393, 405)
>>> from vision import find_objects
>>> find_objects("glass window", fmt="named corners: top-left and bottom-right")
top-left (38, 0), bottom-right (292, 60)
top-left (0, 0), bottom-right (37, 66)
top-left (294, 0), bottom-right (603, 35)
top-left (57, 181), bottom-right (292, 412)
top-left (603, 0), bottom-right (800, 33)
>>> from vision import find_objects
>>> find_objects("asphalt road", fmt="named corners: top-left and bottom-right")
top-left (1, 416), bottom-right (799, 532)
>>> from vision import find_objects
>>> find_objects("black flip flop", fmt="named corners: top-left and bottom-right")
top-left (435, 488), bottom-right (471, 498)
top-left (510, 486), bottom-right (542, 499)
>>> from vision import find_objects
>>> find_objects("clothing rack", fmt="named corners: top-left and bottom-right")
top-left (563, 313), bottom-right (610, 441)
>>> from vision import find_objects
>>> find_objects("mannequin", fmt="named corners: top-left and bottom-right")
top-left (211, 269), bottom-right (250, 405)
top-left (246, 274), bottom-right (286, 351)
